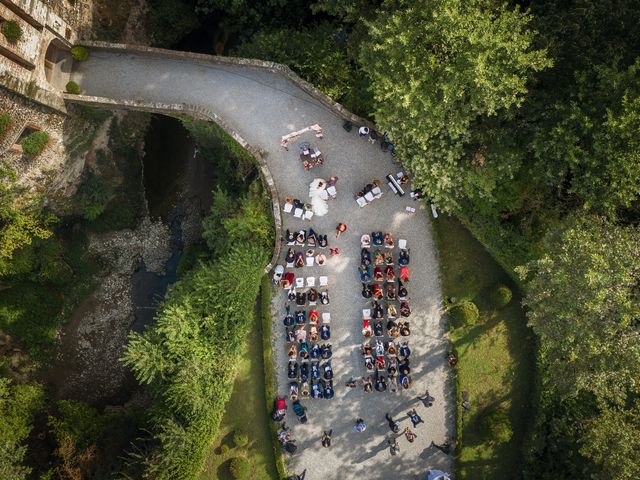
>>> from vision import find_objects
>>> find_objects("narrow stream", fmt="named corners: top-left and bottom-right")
top-left (130, 115), bottom-right (194, 331)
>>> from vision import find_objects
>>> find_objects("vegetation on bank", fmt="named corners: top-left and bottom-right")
top-left (120, 117), bottom-right (275, 479)
top-left (433, 215), bottom-right (534, 478)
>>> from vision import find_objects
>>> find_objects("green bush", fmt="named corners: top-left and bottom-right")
top-left (21, 131), bottom-right (49, 156)
top-left (220, 444), bottom-right (230, 454)
top-left (481, 408), bottom-right (513, 445)
top-left (449, 300), bottom-right (479, 328)
top-left (0, 114), bottom-right (12, 137)
top-left (65, 81), bottom-right (80, 94)
top-left (233, 429), bottom-right (249, 448)
top-left (490, 283), bottom-right (512, 308)
top-left (229, 456), bottom-right (250, 479)
top-left (71, 46), bottom-right (89, 61)
top-left (1, 20), bottom-right (22, 43)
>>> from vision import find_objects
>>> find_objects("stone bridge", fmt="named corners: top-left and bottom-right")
top-left (68, 43), bottom-right (454, 480)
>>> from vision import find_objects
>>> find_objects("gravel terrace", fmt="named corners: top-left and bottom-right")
top-left (71, 50), bottom-right (455, 479)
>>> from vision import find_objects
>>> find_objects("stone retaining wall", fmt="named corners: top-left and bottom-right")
top-left (62, 93), bottom-right (283, 274)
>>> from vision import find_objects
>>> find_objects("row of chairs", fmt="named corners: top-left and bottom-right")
top-left (292, 276), bottom-right (329, 288)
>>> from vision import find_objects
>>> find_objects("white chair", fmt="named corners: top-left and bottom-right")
top-left (405, 206), bottom-right (416, 213)
top-left (356, 196), bottom-right (367, 207)
top-left (304, 210), bottom-right (314, 221)
top-left (306, 257), bottom-right (314, 267)
top-left (398, 239), bottom-right (407, 250)
top-left (294, 208), bottom-right (303, 218)
top-left (307, 277), bottom-right (316, 287)
top-left (361, 234), bottom-right (371, 248)
top-left (286, 261), bottom-right (294, 268)
top-left (319, 276), bottom-right (328, 287)
top-left (319, 190), bottom-right (329, 200)
top-left (322, 312), bottom-right (331, 324)
top-left (362, 308), bottom-right (371, 320)
top-left (372, 186), bottom-right (382, 199)
top-left (283, 203), bottom-right (293, 214)
top-left (364, 191), bottom-right (374, 202)
top-left (327, 186), bottom-right (337, 198)
top-left (295, 277), bottom-right (304, 288)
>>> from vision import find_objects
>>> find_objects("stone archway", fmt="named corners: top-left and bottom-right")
top-left (43, 38), bottom-right (72, 90)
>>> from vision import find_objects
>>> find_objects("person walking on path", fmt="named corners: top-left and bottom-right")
top-left (385, 413), bottom-right (400, 433)
top-left (353, 417), bottom-right (367, 432)
top-left (407, 409), bottom-right (424, 428)
top-left (418, 389), bottom-right (434, 407)
top-left (404, 426), bottom-right (417, 443)
top-left (388, 437), bottom-right (400, 456)
top-left (321, 430), bottom-right (332, 448)
top-left (336, 223), bottom-right (347, 238)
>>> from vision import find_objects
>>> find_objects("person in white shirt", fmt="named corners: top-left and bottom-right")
top-left (358, 126), bottom-right (370, 137)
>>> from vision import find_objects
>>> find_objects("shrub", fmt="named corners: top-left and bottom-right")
top-left (1, 20), bottom-right (22, 43)
top-left (490, 283), bottom-right (512, 308)
top-left (449, 300), bottom-right (479, 328)
top-left (21, 131), bottom-right (49, 156)
top-left (65, 81), bottom-right (80, 94)
top-left (71, 46), bottom-right (89, 61)
top-left (229, 456), bottom-right (250, 479)
top-left (220, 444), bottom-right (230, 455)
top-left (0, 114), bottom-right (11, 137)
top-left (233, 430), bottom-right (249, 448)
top-left (481, 408), bottom-right (513, 445)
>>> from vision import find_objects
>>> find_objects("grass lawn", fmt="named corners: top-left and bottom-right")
top-left (432, 214), bottom-right (535, 479)
top-left (200, 278), bottom-right (280, 480)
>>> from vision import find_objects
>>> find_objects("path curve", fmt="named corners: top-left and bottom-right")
top-left (68, 45), bottom-right (455, 480)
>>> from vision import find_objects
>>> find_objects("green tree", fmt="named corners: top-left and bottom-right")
top-left (361, 0), bottom-right (550, 212)
top-left (519, 216), bottom-right (640, 400)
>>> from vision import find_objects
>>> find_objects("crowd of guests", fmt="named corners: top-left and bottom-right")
top-left (280, 228), bottom-right (335, 402)
top-left (358, 232), bottom-right (413, 392)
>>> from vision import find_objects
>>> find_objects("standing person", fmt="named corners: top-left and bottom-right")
top-left (385, 413), bottom-right (400, 433)
top-left (321, 430), bottom-right (332, 448)
top-left (418, 389), bottom-right (434, 407)
top-left (404, 426), bottom-right (417, 443)
top-left (353, 417), bottom-right (367, 432)
top-left (388, 437), bottom-right (400, 456)
top-left (407, 408), bottom-right (425, 428)
top-left (335, 223), bottom-right (347, 238)
top-left (430, 439), bottom-right (453, 455)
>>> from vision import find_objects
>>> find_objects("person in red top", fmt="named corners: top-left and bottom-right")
top-left (335, 223), bottom-right (347, 238)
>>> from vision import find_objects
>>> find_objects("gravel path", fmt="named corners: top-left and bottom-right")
top-left (71, 51), bottom-right (455, 479)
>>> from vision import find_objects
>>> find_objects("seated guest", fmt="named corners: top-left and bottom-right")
top-left (309, 326), bottom-right (318, 342)
top-left (286, 329), bottom-right (295, 343)
top-left (387, 319), bottom-right (399, 337)
top-left (300, 381), bottom-right (310, 398)
top-left (307, 228), bottom-right (318, 247)
top-left (308, 288), bottom-right (318, 303)
top-left (300, 342), bottom-right (310, 360)
top-left (321, 343), bottom-right (332, 359)
top-left (289, 382), bottom-right (299, 400)
top-left (372, 231), bottom-right (384, 246)
top-left (374, 320), bottom-right (384, 337)
top-left (398, 281), bottom-right (408, 300)
top-left (399, 359), bottom-right (410, 375)
top-left (400, 301), bottom-right (411, 317)
top-left (320, 324), bottom-right (331, 340)
top-left (361, 342), bottom-right (373, 356)
top-left (362, 319), bottom-right (373, 337)
top-left (359, 264), bottom-right (372, 282)
top-left (288, 344), bottom-right (297, 358)
top-left (285, 229), bottom-right (296, 244)
top-left (295, 291), bottom-right (306, 306)
top-left (315, 253), bottom-right (327, 266)
top-left (398, 249), bottom-right (410, 266)
top-left (323, 361), bottom-right (333, 380)
top-left (386, 284), bottom-right (397, 300)
top-left (399, 321), bottom-right (411, 336)
top-left (384, 232), bottom-right (394, 248)
top-left (362, 283), bottom-right (373, 299)
top-left (311, 362), bottom-right (320, 380)
top-left (320, 290), bottom-right (330, 305)
top-left (288, 288), bottom-right (296, 302)
top-left (399, 374), bottom-right (412, 389)
top-left (299, 363), bottom-right (309, 382)
top-left (361, 248), bottom-right (372, 264)
top-left (308, 309), bottom-right (319, 325)
top-left (364, 356), bottom-right (374, 371)
top-left (384, 252), bottom-right (394, 265)
top-left (375, 375), bottom-right (387, 392)
top-left (399, 341), bottom-right (411, 359)
top-left (296, 325), bottom-right (307, 343)
top-left (294, 251), bottom-right (305, 268)
top-left (387, 341), bottom-right (397, 356)
top-left (283, 307), bottom-right (294, 326)
top-left (374, 267), bottom-right (384, 282)
top-left (376, 355), bottom-right (386, 370)
top-left (310, 344), bottom-right (320, 359)
top-left (375, 339), bottom-right (385, 357)
top-left (296, 230), bottom-right (306, 245)
top-left (318, 234), bottom-right (328, 248)
top-left (372, 301), bottom-right (384, 319)
top-left (400, 266), bottom-right (410, 282)
top-left (373, 284), bottom-right (383, 300)
top-left (295, 310), bottom-right (306, 325)
top-left (374, 250), bottom-right (385, 266)
top-left (385, 266), bottom-right (396, 282)
top-left (288, 361), bottom-right (298, 379)
top-left (323, 380), bottom-right (334, 399)
top-left (387, 304), bottom-right (398, 318)
top-left (311, 382), bottom-right (323, 399)
top-left (285, 248), bottom-right (295, 264)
